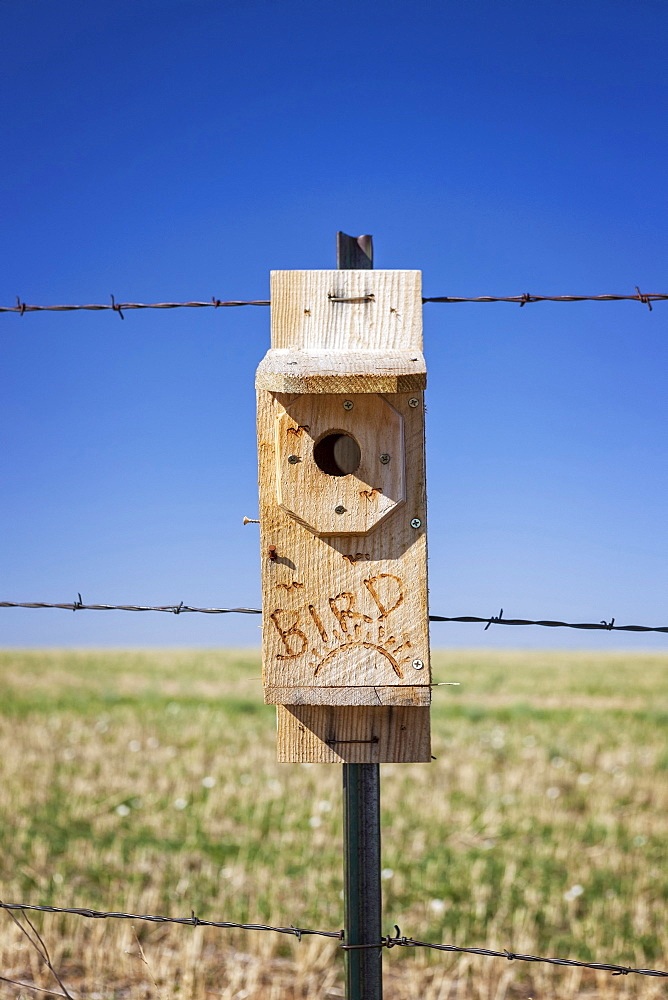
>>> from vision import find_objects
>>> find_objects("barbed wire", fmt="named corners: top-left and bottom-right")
top-left (1, 288), bottom-right (665, 317)
top-left (1, 599), bottom-right (667, 634)
top-left (1, 904), bottom-right (666, 980)
top-left (0, 598), bottom-right (261, 615)
top-left (347, 927), bottom-right (668, 979)
top-left (422, 288), bottom-right (663, 310)
top-left (1, 297), bottom-right (270, 318)
top-left (427, 610), bottom-right (668, 633)
top-left (0, 901), bottom-right (341, 941)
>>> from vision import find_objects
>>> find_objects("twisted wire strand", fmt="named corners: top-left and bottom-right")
top-left (1, 600), bottom-right (667, 634)
top-left (1, 904), bottom-right (665, 979)
top-left (1, 297), bottom-right (269, 316)
top-left (345, 930), bottom-right (668, 978)
top-left (0, 901), bottom-right (342, 941)
top-left (0, 600), bottom-right (261, 615)
top-left (422, 289), bottom-right (663, 309)
top-left (1, 289), bottom-right (664, 316)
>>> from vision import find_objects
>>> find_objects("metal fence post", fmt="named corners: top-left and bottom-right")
top-left (338, 231), bottom-right (383, 1000)
top-left (343, 761), bottom-right (383, 1000)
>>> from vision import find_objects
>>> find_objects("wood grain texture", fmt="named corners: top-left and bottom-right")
top-left (255, 349), bottom-right (426, 394)
top-left (265, 685), bottom-right (430, 706)
top-left (269, 271), bottom-right (422, 351)
top-left (258, 269), bottom-right (430, 762)
top-left (276, 705), bottom-right (431, 763)
top-left (274, 392), bottom-right (405, 535)
top-left (257, 389), bottom-right (429, 699)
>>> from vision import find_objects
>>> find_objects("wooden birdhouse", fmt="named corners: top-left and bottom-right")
top-left (256, 270), bottom-right (431, 762)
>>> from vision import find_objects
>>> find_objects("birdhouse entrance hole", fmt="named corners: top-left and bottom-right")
top-left (313, 432), bottom-right (361, 477)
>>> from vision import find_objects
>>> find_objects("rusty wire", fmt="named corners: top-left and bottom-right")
top-left (1, 288), bottom-right (665, 316)
top-left (1, 296), bottom-right (270, 318)
top-left (1, 599), bottom-right (667, 634)
top-left (1, 903), bottom-right (666, 980)
top-left (422, 287), bottom-right (663, 310)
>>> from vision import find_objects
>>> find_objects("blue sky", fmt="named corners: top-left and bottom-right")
top-left (2, 0), bottom-right (667, 650)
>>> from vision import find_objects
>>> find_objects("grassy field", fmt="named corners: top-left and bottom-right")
top-left (0, 648), bottom-right (667, 999)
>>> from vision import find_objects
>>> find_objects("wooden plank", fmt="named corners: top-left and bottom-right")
top-left (269, 270), bottom-right (422, 351)
top-left (275, 391), bottom-right (406, 535)
top-left (255, 348), bottom-right (426, 394)
top-left (258, 267), bottom-right (431, 762)
top-left (257, 388), bottom-right (429, 700)
top-left (276, 705), bottom-right (431, 763)
top-left (265, 685), bottom-right (430, 707)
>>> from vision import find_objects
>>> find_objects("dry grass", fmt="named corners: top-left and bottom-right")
top-left (0, 648), bottom-right (667, 999)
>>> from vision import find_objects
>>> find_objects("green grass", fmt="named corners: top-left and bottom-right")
top-left (0, 648), bottom-right (667, 998)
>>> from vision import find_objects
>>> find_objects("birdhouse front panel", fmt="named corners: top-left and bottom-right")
top-left (275, 392), bottom-right (405, 536)
top-left (256, 271), bottom-right (431, 710)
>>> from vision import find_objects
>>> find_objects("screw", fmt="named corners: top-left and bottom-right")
top-left (410, 517), bottom-right (422, 529)
top-left (412, 659), bottom-right (424, 670)
top-left (379, 453), bottom-right (390, 464)
top-left (343, 400), bottom-right (354, 411)
top-left (408, 397), bottom-right (420, 408)
top-left (287, 454), bottom-right (300, 464)
top-left (335, 505), bottom-right (346, 514)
